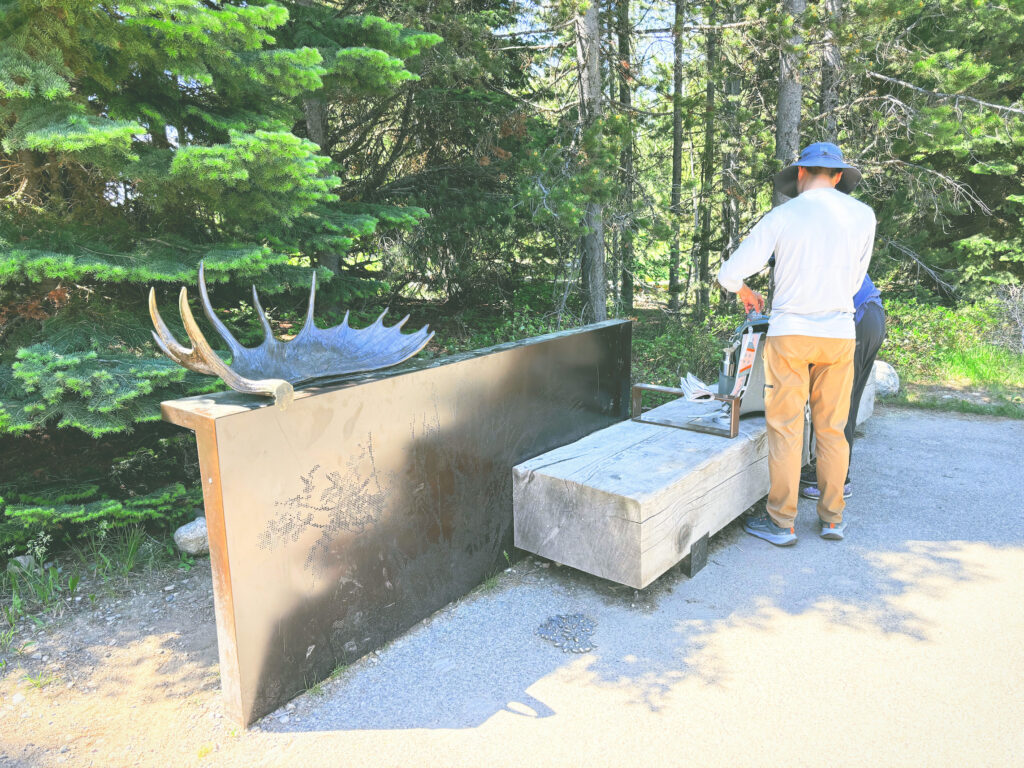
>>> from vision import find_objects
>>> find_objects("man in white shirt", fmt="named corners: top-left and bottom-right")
top-left (717, 142), bottom-right (875, 545)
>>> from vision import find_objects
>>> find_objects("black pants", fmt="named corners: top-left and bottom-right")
top-left (806, 302), bottom-right (886, 481)
top-left (845, 301), bottom-right (887, 458)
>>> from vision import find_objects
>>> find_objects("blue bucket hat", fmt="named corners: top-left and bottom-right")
top-left (773, 142), bottom-right (862, 198)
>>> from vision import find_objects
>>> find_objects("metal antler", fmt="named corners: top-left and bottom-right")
top-left (149, 263), bottom-right (434, 408)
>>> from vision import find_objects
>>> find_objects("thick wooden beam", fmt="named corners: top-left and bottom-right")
top-left (514, 399), bottom-right (773, 589)
top-left (514, 371), bottom-right (874, 590)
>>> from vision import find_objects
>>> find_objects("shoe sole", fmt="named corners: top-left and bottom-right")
top-left (820, 526), bottom-right (846, 540)
top-left (743, 524), bottom-right (798, 547)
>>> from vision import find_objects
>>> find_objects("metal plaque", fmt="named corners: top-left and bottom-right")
top-left (161, 320), bottom-right (631, 725)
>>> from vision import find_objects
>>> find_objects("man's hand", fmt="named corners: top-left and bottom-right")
top-left (737, 284), bottom-right (765, 314)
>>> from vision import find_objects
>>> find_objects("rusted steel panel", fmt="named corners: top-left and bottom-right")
top-left (162, 320), bottom-right (631, 725)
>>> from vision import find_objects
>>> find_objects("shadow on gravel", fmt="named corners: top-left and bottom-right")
top-left (256, 408), bottom-right (1023, 732)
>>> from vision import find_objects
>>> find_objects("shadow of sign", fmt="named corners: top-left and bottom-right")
top-left (162, 320), bottom-right (631, 725)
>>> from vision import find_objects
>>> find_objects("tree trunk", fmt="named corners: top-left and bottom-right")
top-left (668, 0), bottom-right (685, 313)
top-left (773, 0), bottom-right (806, 206)
top-left (695, 5), bottom-right (717, 321)
top-left (606, 5), bottom-right (620, 309)
top-left (294, 0), bottom-right (329, 152)
top-left (576, 1), bottom-right (606, 322)
top-left (720, 5), bottom-right (742, 309)
top-left (303, 97), bottom-right (328, 150)
top-left (611, 230), bottom-right (620, 311)
top-left (617, 0), bottom-right (635, 314)
top-left (820, 0), bottom-right (843, 143)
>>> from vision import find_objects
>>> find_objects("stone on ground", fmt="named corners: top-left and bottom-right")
top-left (873, 359), bottom-right (900, 395)
top-left (173, 516), bottom-right (209, 555)
top-left (6, 554), bottom-right (34, 573)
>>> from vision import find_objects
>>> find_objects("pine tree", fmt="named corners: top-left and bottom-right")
top-left (849, 0), bottom-right (1024, 296)
top-left (0, 0), bottom-right (438, 553)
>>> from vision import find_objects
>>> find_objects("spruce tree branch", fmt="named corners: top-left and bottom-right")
top-left (866, 72), bottom-right (1024, 116)
top-left (806, 93), bottom-right (913, 122)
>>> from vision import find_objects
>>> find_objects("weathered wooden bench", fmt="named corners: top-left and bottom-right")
top-left (513, 379), bottom-right (874, 589)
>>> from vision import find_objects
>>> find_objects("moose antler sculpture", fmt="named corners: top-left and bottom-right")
top-left (149, 263), bottom-right (434, 408)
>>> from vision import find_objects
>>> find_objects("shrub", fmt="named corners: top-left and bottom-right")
top-left (881, 297), bottom-right (1023, 387)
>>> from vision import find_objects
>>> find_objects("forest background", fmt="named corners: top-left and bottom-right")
top-left (0, 0), bottom-right (1022, 565)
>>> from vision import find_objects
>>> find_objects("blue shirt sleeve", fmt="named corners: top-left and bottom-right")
top-left (853, 275), bottom-right (882, 322)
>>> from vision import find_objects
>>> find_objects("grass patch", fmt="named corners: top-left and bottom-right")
top-left (882, 297), bottom-right (1024, 414)
top-left (1, 562), bottom-right (79, 630)
top-left (1, 524), bottom-right (189, 632)
top-left (23, 670), bottom-right (57, 688)
top-left (938, 344), bottom-right (1024, 389)
top-left (476, 575), bottom-right (500, 593)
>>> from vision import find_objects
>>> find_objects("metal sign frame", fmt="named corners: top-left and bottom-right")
top-left (630, 383), bottom-right (741, 438)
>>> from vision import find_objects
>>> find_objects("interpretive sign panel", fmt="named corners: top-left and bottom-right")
top-left (161, 320), bottom-right (631, 725)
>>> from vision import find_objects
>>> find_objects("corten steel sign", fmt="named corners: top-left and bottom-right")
top-left (161, 320), bottom-right (631, 725)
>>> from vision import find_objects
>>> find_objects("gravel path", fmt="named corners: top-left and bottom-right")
top-left (2, 406), bottom-right (1022, 767)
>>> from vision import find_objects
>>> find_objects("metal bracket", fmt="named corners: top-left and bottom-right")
top-left (684, 533), bottom-right (710, 577)
top-left (630, 384), bottom-right (741, 439)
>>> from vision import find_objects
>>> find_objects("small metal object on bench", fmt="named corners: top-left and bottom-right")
top-left (630, 384), bottom-right (741, 438)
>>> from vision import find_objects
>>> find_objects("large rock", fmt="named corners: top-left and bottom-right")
top-left (6, 554), bottom-right (34, 573)
top-left (174, 516), bottom-right (209, 555)
top-left (873, 360), bottom-right (900, 396)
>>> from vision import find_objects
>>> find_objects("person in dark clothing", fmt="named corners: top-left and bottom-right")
top-left (800, 274), bottom-right (886, 500)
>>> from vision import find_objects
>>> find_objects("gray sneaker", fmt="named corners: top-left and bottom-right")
top-left (800, 482), bottom-right (851, 500)
top-left (743, 512), bottom-right (797, 546)
top-left (820, 518), bottom-right (847, 540)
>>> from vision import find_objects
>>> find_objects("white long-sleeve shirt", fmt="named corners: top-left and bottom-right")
top-left (717, 187), bottom-right (876, 338)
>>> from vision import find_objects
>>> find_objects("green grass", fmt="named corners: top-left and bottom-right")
top-left (476, 575), bottom-right (500, 593)
top-left (937, 344), bottom-right (1024, 389)
top-left (71, 524), bottom-right (164, 581)
top-left (1, 524), bottom-right (193, 632)
top-left (1, 562), bottom-right (79, 630)
top-left (880, 297), bottom-right (1024, 417)
top-left (23, 670), bottom-right (57, 688)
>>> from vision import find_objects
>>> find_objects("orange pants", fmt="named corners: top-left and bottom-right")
top-left (763, 335), bottom-right (855, 527)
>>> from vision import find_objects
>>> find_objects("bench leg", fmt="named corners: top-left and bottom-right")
top-left (684, 533), bottom-right (709, 578)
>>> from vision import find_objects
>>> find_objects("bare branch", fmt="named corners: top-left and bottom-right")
top-left (867, 71), bottom-right (1024, 117)
top-left (495, 43), bottom-right (567, 51)
top-left (882, 159), bottom-right (993, 216)
top-left (636, 20), bottom-right (766, 35)
top-left (879, 237), bottom-right (957, 296)
top-left (492, 21), bottom-right (576, 38)
top-left (607, 99), bottom-right (672, 117)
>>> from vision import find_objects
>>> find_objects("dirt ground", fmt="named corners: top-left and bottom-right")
top-left (0, 551), bottom-right (667, 768)
top-left (901, 381), bottom-right (1024, 407)
top-left (0, 560), bottom-right (231, 767)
